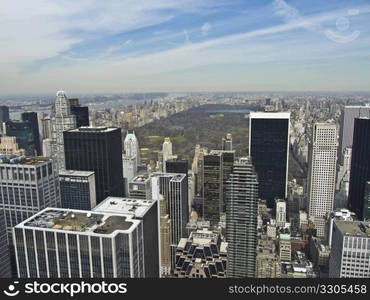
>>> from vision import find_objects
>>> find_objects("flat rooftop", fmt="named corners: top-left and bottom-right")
top-left (68, 126), bottom-right (118, 133)
top-left (18, 208), bottom-right (139, 235)
top-left (59, 170), bottom-right (95, 177)
top-left (192, 230), bottom-right (219, 245)
top-left (249, 111), bottom-right (290, 119)
top-left (131, 175), bottom-right (150, 183)
top-left (335, 220), bottom-right (370, 237)
top-left (0, 155), bottom-right (50, 166)
top-left (94, 197), bottom-right (155, 218)
top-left (150, 172), bottom-right (186, 181)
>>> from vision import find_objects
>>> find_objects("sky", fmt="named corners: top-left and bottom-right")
top-left (0, 0), bottom-right (370, 94)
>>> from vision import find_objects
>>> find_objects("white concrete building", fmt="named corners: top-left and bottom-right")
top-left (308, 123), bottom-right (338, 237)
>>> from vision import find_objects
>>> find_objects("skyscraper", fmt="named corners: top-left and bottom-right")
top-left (335, 147), bottom-right (352, 208)
top-left (3, 121), bottom-right (37, 156)
top-left (203, 151), bottom-right (223, 225)
top-left (123, 155), bottom-right (137, 194)
top-left (0, 209), bottom-right (11, 278)
top-left (94, 197), bottom-right (160, 278)
top-left (124, 131), bottom-right (140, 169)
top-left (226, 157), bottom-right (259, 278)
top-left (13, 208), bottom-right (148, 278)
top-left (151, 176), bottom-right (171, 277)
top-left (64, 127), bottom-right (124, 204)
top-left (69, 99), bottom-right (89, 127)
top-left (338, 105), bottom-right (370, 162)
top-left (348, 118), bottom-right (370, 220)
top-left (275, 199), bottom-right (287, 228)
top-left (165, 158), bottom-right (188, 176)
top-left (308, 123), bottom-right (338, 237)
top-left (59, 170), bottom-right (96, 210)
top-left (0, 155), bottom-right (61, 274)
top-left (162, 137), bottom-right (176, 172)
top-left (151, 173), bottom-right (188, 271)
top-left (41, 114), bottom-right (52, 140)
top-left (129, 174), bottom-right (152, 200)
top-left (221, 151), bottom-right (235, 212)
top-left (192, 144), bottom-right (207, 195)
top-left (51, 91), bottom-right (77, 170)
top-left (249, 112), bottom-right (290, 207)
top-left (329, 220), bottom-right (370, 278)
top-left (222, 133), bottom-right (233, 151)
top-left (21, 112), bottom-right (41, 155)
top-left (0, 106), bottom-right (9, 122)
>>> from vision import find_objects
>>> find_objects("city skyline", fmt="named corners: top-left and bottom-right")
top-left (1, 0), bottom-right (370, 287)
top-left (0, 0), bottom-right (370, 94)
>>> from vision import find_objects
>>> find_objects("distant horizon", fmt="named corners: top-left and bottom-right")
top-left (1, 89), bottom-right (370, 98)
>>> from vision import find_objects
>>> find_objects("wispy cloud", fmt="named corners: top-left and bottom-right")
top-left (201, 22), bottom-right (211, 36)
top-left (0, 0), bottom-right (369, 93)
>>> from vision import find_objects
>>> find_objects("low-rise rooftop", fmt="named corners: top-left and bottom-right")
top-left (59, 170), bottom-right (95, 177)
top-left (17, 208), bottom-right (138, 235)
top-left (94, 197), bottom-right (156, 218)
top-left (68, 126), bottom-right (118, 133)
top-left (131, 175), bottom-right (150, 183)
top-left (0, 155), bottom-right (50, 166)
top-left (335, 220), bottom-right (370, 237)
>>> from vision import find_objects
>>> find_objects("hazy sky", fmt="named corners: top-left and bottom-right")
top-left (1, 0), bottom-right (370, 94)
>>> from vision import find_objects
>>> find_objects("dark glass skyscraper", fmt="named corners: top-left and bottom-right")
top-left (69, 99), bottom-right (89, 128)
top-left (348, 118), bottom-right (370, 219)
top-left (64, 127), bottom-right (124, 204)
top-left (0, 106), bottom-right (10, 124)
top-left (249, 112), bottom-right (290, 207)
top-left (203, 151), bottom-right (223, 225)
top-left (165, 159), bottom-right (188, 176)
top-left (221, 151), bottom-right (235, 212)
top-left (226, 157), bottom-right (259, 278)
top-left (59, 170), bottom-right (96, 210)
top-left (4, 120), bottom-right (37, 156)
top-left (21, 112), bottom-right (41, 155)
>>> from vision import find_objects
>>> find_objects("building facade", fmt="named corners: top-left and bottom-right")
top-left (124, 131), bottom-right (140, 169)
top-left (249, 112), bottom-right (290, 207)
top-left (339, 105), bottom-right (370, 162)
top-left (151, 173), bottom-right (188, 271)
top-left (0, 155), bottom-right (61, 274)
top-left (3, 121), bottom-right (37, 156)
top-left (21, 112), bottom-right (41, 155)
top-left (51, 91), bottom-right (77, 171)
top-left (0, 209), bottom-right (11, 278)
top-left (59, 170), bottom-right (96, 210)
top-left (256, 236), bottom-right (281, 278)
top-left (329, 220), bottom-right (370, 278)
top-left (203, 151), bottom-right (223, 225)
top-left (123, 155), bottom-right (137, 195)
top-left (348, 118), bottom-right (370, 220)
top-left (94, 197), bottom-right (160, 278)
top-left (226, 157), bottom-right (259, 278)
top-left (0, 136), bottom-right (25, 156)
top-left (13, 208), bottom-right (146, 278)
top-left (308, 123), bottom-right (338, 237)
top-left (64, 127), bottom-right (124, 204)
top-left (129, 175), bottom-right (152, 200)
